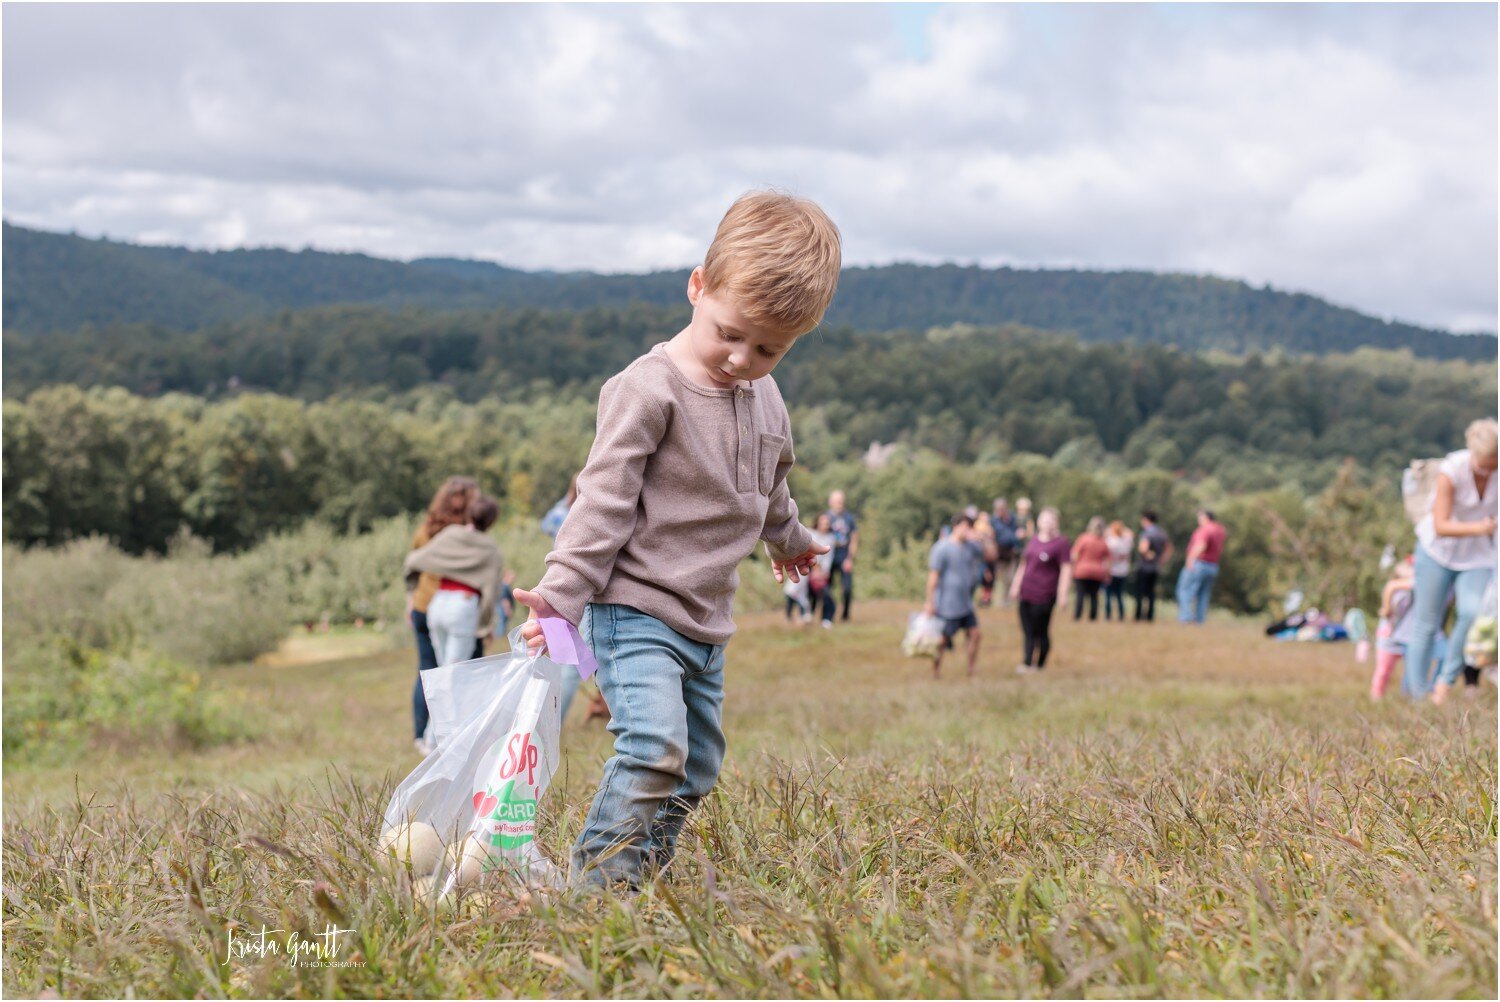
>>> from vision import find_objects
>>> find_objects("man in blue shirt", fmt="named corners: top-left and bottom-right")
top-left (987, 497), bottom-right (1020, 606)
top-left (823, 490), bottom-right (861, 624)
top-left (924, 514), bottom-right (985, 678)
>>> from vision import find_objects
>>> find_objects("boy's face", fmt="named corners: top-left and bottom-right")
top-left (683, 267), bottom-right (797, 388)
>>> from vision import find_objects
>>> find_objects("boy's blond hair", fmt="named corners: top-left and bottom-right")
top-left (702, 190), bottom-right (842, 336)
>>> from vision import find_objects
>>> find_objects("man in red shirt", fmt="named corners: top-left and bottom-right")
top-left (1175, 509), bottom-right (1227, 624)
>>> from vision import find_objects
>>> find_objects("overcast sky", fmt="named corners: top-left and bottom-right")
top-left (4, 3), bottom-right (1496, 332)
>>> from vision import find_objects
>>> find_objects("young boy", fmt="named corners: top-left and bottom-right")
top-left (514, 191), bottom-right (841, 888)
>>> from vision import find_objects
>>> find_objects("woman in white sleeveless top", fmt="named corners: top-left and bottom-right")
top-left (1405, 419), bottom-right (1498, 704)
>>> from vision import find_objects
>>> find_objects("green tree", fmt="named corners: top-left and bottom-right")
top-left (176, 395), bottom-right (321, 550)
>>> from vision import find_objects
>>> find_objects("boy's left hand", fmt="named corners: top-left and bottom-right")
top-left (513, 588), bottom-right (563, 654)
top-left (771, 541), bottom-right (830, 584)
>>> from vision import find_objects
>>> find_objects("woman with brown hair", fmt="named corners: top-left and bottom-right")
top-left (408, 475), bottom-right (480, 754)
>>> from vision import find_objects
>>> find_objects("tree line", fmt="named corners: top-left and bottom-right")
top-left (5, 306), bottom-right (1491, 495)
top-left (1, 381), bottom-right (1412, 616)
top-left (2, 385), bottom-right (595, 553)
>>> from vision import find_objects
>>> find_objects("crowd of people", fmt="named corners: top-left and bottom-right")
top-left (914, 499), bottom-right (1222, 677)
top-left (396, 474), bottom-right (1234, 725)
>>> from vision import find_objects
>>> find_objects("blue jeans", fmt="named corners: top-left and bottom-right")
top-left (412, 609), bottom-right (485, 740)
top-left (1399, 632), bottom-right (1449, 699)
top-left (1104, 575), bottom-right (1128, 621)
top-left (825, 550), bottom-right (853, 622)
top-left (411, 610), bottom-right (438, 739)
top-left (1175, 561), bottom-right (1219, 623)
top-left (573, 603), bottom-right (727, 887)
top-left (1402, 545), bottom-right (1493, 697)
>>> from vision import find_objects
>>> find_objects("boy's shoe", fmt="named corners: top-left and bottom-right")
top-left (821, 620), bottom-right (833, 630)
top-left (1015, 664), bottom-right (1040, 675)
top-left (413, 736), bottom-right (434, 756)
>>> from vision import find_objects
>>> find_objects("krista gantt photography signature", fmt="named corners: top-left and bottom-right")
top-left (224, 923), bottom-right (363, 968)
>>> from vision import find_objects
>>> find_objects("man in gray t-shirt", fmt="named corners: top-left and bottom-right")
top-left (1134, 509), bottom-right (1173, 622)
top-left (924, 514), bottom-right (985, 678)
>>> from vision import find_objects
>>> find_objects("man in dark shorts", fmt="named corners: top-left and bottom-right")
top-left (924, 514), bottom-right (985, 678)
top-left (823, 490), bottom-right (860, 623)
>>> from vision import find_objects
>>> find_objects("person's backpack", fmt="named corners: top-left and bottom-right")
top-left (1401, 458), bottom-right (1445, 524)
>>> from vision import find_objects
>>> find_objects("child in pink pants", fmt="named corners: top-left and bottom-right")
top-left (1371, 561), bottom-right (1415, 699)
top-left (1371, 558), bottom-right (1452, 700)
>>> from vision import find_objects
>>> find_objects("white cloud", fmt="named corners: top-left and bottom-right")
top-left (2, 2), bottom-right (1494, 331)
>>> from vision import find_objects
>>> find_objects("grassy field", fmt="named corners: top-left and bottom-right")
top-left (4, 599), bottom-right (1496, 998)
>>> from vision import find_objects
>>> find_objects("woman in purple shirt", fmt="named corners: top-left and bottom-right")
top-left (1008, 507), bottom-right (1073, 674)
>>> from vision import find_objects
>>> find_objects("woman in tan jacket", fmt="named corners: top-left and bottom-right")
top-left (407, 476), bottom-right (478, 754)
top-left (405, 495), bottom-right (504, 667)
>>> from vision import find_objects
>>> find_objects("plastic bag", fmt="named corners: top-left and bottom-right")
top-left (1464, 578), bottom-right (1498, 669)
top-left (379, 627), bottom-right (566, 900)
top-left (1466, 618), bottom-right (1497, 668)
top-left (902, 611), bottom-right (944, 659)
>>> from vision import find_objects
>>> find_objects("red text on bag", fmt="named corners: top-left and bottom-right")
top-left (499, 732), bottom-right (539, 787)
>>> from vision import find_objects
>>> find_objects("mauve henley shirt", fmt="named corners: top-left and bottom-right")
top-left (535, 344), bottom-right (815, 646)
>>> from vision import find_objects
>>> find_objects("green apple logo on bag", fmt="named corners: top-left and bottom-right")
top-left (477, 779), bottom-right (537, 850)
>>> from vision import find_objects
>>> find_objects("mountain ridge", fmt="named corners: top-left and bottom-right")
top-left (4, 221), bottom-right (1492, 360)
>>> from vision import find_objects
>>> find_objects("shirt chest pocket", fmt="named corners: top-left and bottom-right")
top-left (757, 433), bottom-right (786, 496)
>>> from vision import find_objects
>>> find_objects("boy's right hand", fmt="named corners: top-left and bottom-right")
top-left (512, 588), bottom-right (563, 654)
top-left (772, 541), bottom-right (831, 584)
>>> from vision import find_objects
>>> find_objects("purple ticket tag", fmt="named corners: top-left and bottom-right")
top-left (538, 616), bottom-right (598, 681)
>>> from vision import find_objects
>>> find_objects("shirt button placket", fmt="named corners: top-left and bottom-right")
top-left (736, 388), bottom-right (752, 492)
